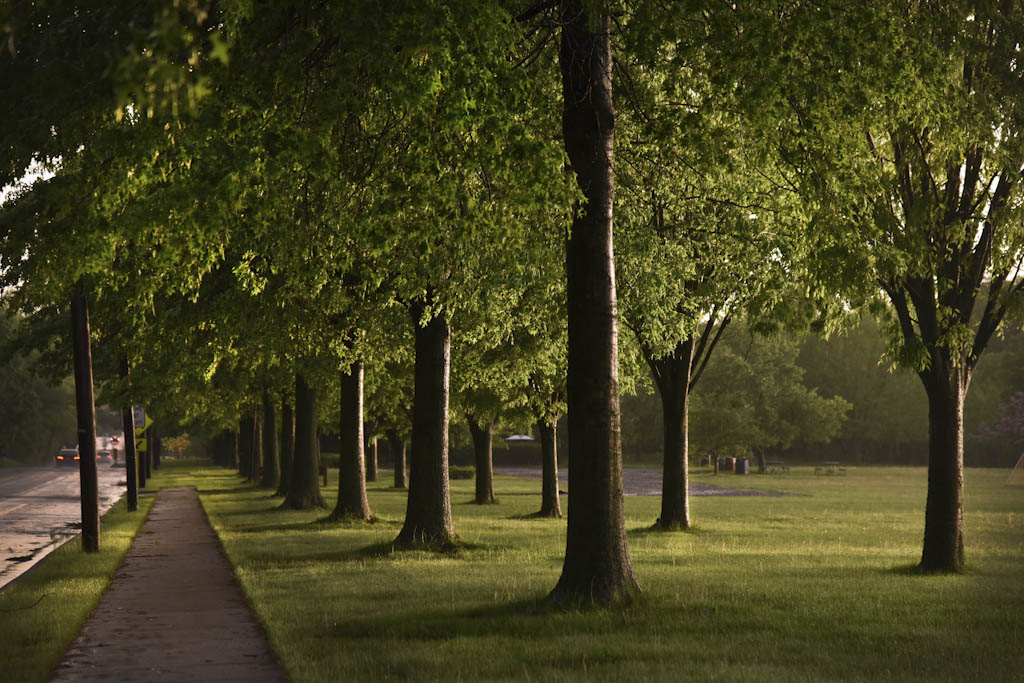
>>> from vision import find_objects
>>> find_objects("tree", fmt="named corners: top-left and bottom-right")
top-left (547, 0), bottom-right (639, 608)
top-left (329, 360), bottom-right (373, 522)
top-left (734, 3), bottom-right (1024, 571)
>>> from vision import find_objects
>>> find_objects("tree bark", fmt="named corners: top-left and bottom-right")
top-left (648, 338), bottom-right (694, 531)
top-left (119, 356), bottom-right (138, 513)
top-left (467, 415), bottom-right (496, 504)
top-left (238, 414), bottom-right (254, 480)
top-left (536, 419), bottom-right (562, 518)
top-left (365, 428), bottom-right (378, 482)
top-left (71, 292), bottom-right (100, 552)
top-left (150, 425), bottom-right (160, 470)
top-left (387, 429), bottom-right (407, 489)
top-left (331, 361), bottom-right (373, 521)
top-left (396, 304), bottom-right (455, 548)
top-left (276, 397), bottom-right (294, 497)
top-left (919, 366), bottom-right (967, 572)
top-left (548, 1), bottom-right (639, 608)
top-left (261, 391), bottom-right (280, 489)
top-left (282, 373), bottom-right (326, 509)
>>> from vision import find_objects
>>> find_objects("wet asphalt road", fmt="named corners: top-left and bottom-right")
top-left (0, 465), bottom-right (127, 590)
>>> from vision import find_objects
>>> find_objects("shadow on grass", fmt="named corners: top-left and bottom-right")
top-left (506, 511), bottom-right (564, 521)
top-left (628, 523), bottom-right (712, 537)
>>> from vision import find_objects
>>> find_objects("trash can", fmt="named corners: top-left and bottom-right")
top-left (736, 458), bottom-right (749, 475)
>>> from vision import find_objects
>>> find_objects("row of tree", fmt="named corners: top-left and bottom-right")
top-left (2, 2), bottom-right (1023, 604)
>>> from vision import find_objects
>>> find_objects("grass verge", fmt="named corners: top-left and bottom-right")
top-left (0, 493), bottom-right (156, 682)
top-left (188, 463), bottom-right (1023, 682)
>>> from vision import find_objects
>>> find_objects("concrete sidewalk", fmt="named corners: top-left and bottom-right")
top-left (50, 487), bottom-right (287, 682)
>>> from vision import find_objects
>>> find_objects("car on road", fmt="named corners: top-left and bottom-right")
top-left (96, 449), bottom-right (113, 464)
top-left (55, 448), bottom-right (80, 466)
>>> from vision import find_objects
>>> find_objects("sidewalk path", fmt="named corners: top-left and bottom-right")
top-left (50, 487), bottom-right (287, 682)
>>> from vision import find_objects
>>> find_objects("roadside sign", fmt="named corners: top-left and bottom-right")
top-left (132, 407), bottom-right (154, 435)
top-left (137, 437), bottom-right (147, 453)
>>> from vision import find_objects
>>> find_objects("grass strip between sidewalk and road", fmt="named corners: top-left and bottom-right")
top-left (185, 461), bottom-right (1021, 682)
top-left (0, 490), bottom-right (156, 683)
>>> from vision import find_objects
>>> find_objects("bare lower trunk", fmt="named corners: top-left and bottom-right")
top-left (920, 368), bottom-right (966, 572)
top-left (396, 305), bottom-right (455, 548)
top-left (365, 430), bottom-right (378, 482)
top-left (261, 391), bottom-right (280, 489)
top-left (388, 429), bottom-right (407, 489)
top-left (649, 338), bottom-right (694, 531)
top-left (282, 373), bottom-right (326, 509)
top-left (468, 415), bottom-right (496, 504)
top-left (548, 1), bottom-right (638, 608)
top-left (275, 398), bottom-right (294, 497)
top-left (331, 361), bottom-right (373, 521)
top-left (71, 292), bottom-right (99, 552)
top-left (537, 420), bottom-right (561, 518)
top-left (239, 413), bottom-right (254, 480)
top-left (119, 356), bottom-right (138, 513)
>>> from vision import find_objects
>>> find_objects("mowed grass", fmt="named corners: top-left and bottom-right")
top-left (185, 464), bottom-right (1023, 682)
top-left (0, 493), bottom-right (156, 682)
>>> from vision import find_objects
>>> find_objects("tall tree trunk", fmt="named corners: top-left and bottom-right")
top-left (919, 366), bottom-right (967, 572)
top-left (238, 414), bottom-right (254, 480)
top-left (119, 356), bottom-right (138, 513)
top-left (396, 305), bottom-right (455, 548)
top-left (536, 419), bottom-right (561, 518)
top-left (151, 425), bottom-right (160, 470)
top-left (467, 415), bottom-right (496, 504)
top-left (143, 429), bottom-right (153, 481)
top-left (548, 1), bottom-right (638, 608)
top-left (232, 430), bottom-right (239, 469)
top-left (331, 361), bottom-right (373, 521)
top-left (649, 338), bottom-right (694, 531)
top-left (71, 292), bottom-right (100, 552)
top-left (251, 414), bottom-right (262, 483)
top-left (282, 373), bottom-right (326, 509)
top-left (261, 391), bottom-right (280, 489)
top-left (388, 429), bottom-right (407, 489)
top-left (276, 397), bottom-right (294, 497)
top-left (365, 428), bottom-right (378, 482)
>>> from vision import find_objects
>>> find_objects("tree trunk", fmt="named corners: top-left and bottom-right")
top-left (71, 292), bottom-right (100, 552)
top-left (919, 367), bottom-right (967, 572)
top-left (649, 338), bottom-right (694, 531)
top-left (261, 391), bottom-right (280, 489)
top-left (467, 415), bottom-right (496, 504)
top-left (537, 419), bottom-right (561, 518)
top-left (331, 361), bottom-right (373, 521)
top-left (388, 429), bottom-right (407, 489)
top-left (119, 356), bottom-right (138, 513)
top-left (150, 425), bottom-right (160, 470)
top-left (548, 1), bottom-right (639, 608)
top-left (276, 397), bottom-right (294, 497)
top-left (282, 373), bottom-right (326, 509)
top-left (251, 414), bottom-right (261, 483)
top-left (396, 305), bottom-right (455, 548)
top-left (238, 414), bottom-right (254, 480)
top-left (144, 430), bottom-right (153, 481)
top-left (364, 424), bottom-right (378, 482)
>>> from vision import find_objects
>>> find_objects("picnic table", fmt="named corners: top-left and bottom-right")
top-left (765, 460), bottom-right (789, 473)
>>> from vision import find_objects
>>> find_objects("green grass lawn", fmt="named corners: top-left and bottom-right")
top-left (3, 463), bottom-right (1021, 682)
top-left (189, 463), bottom-right (1022, 682)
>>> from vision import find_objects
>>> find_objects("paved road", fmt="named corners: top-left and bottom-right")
top-left (0, 465), bottom-right (127, 590)
top-left (496, 466), bottom-right (788, 497)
